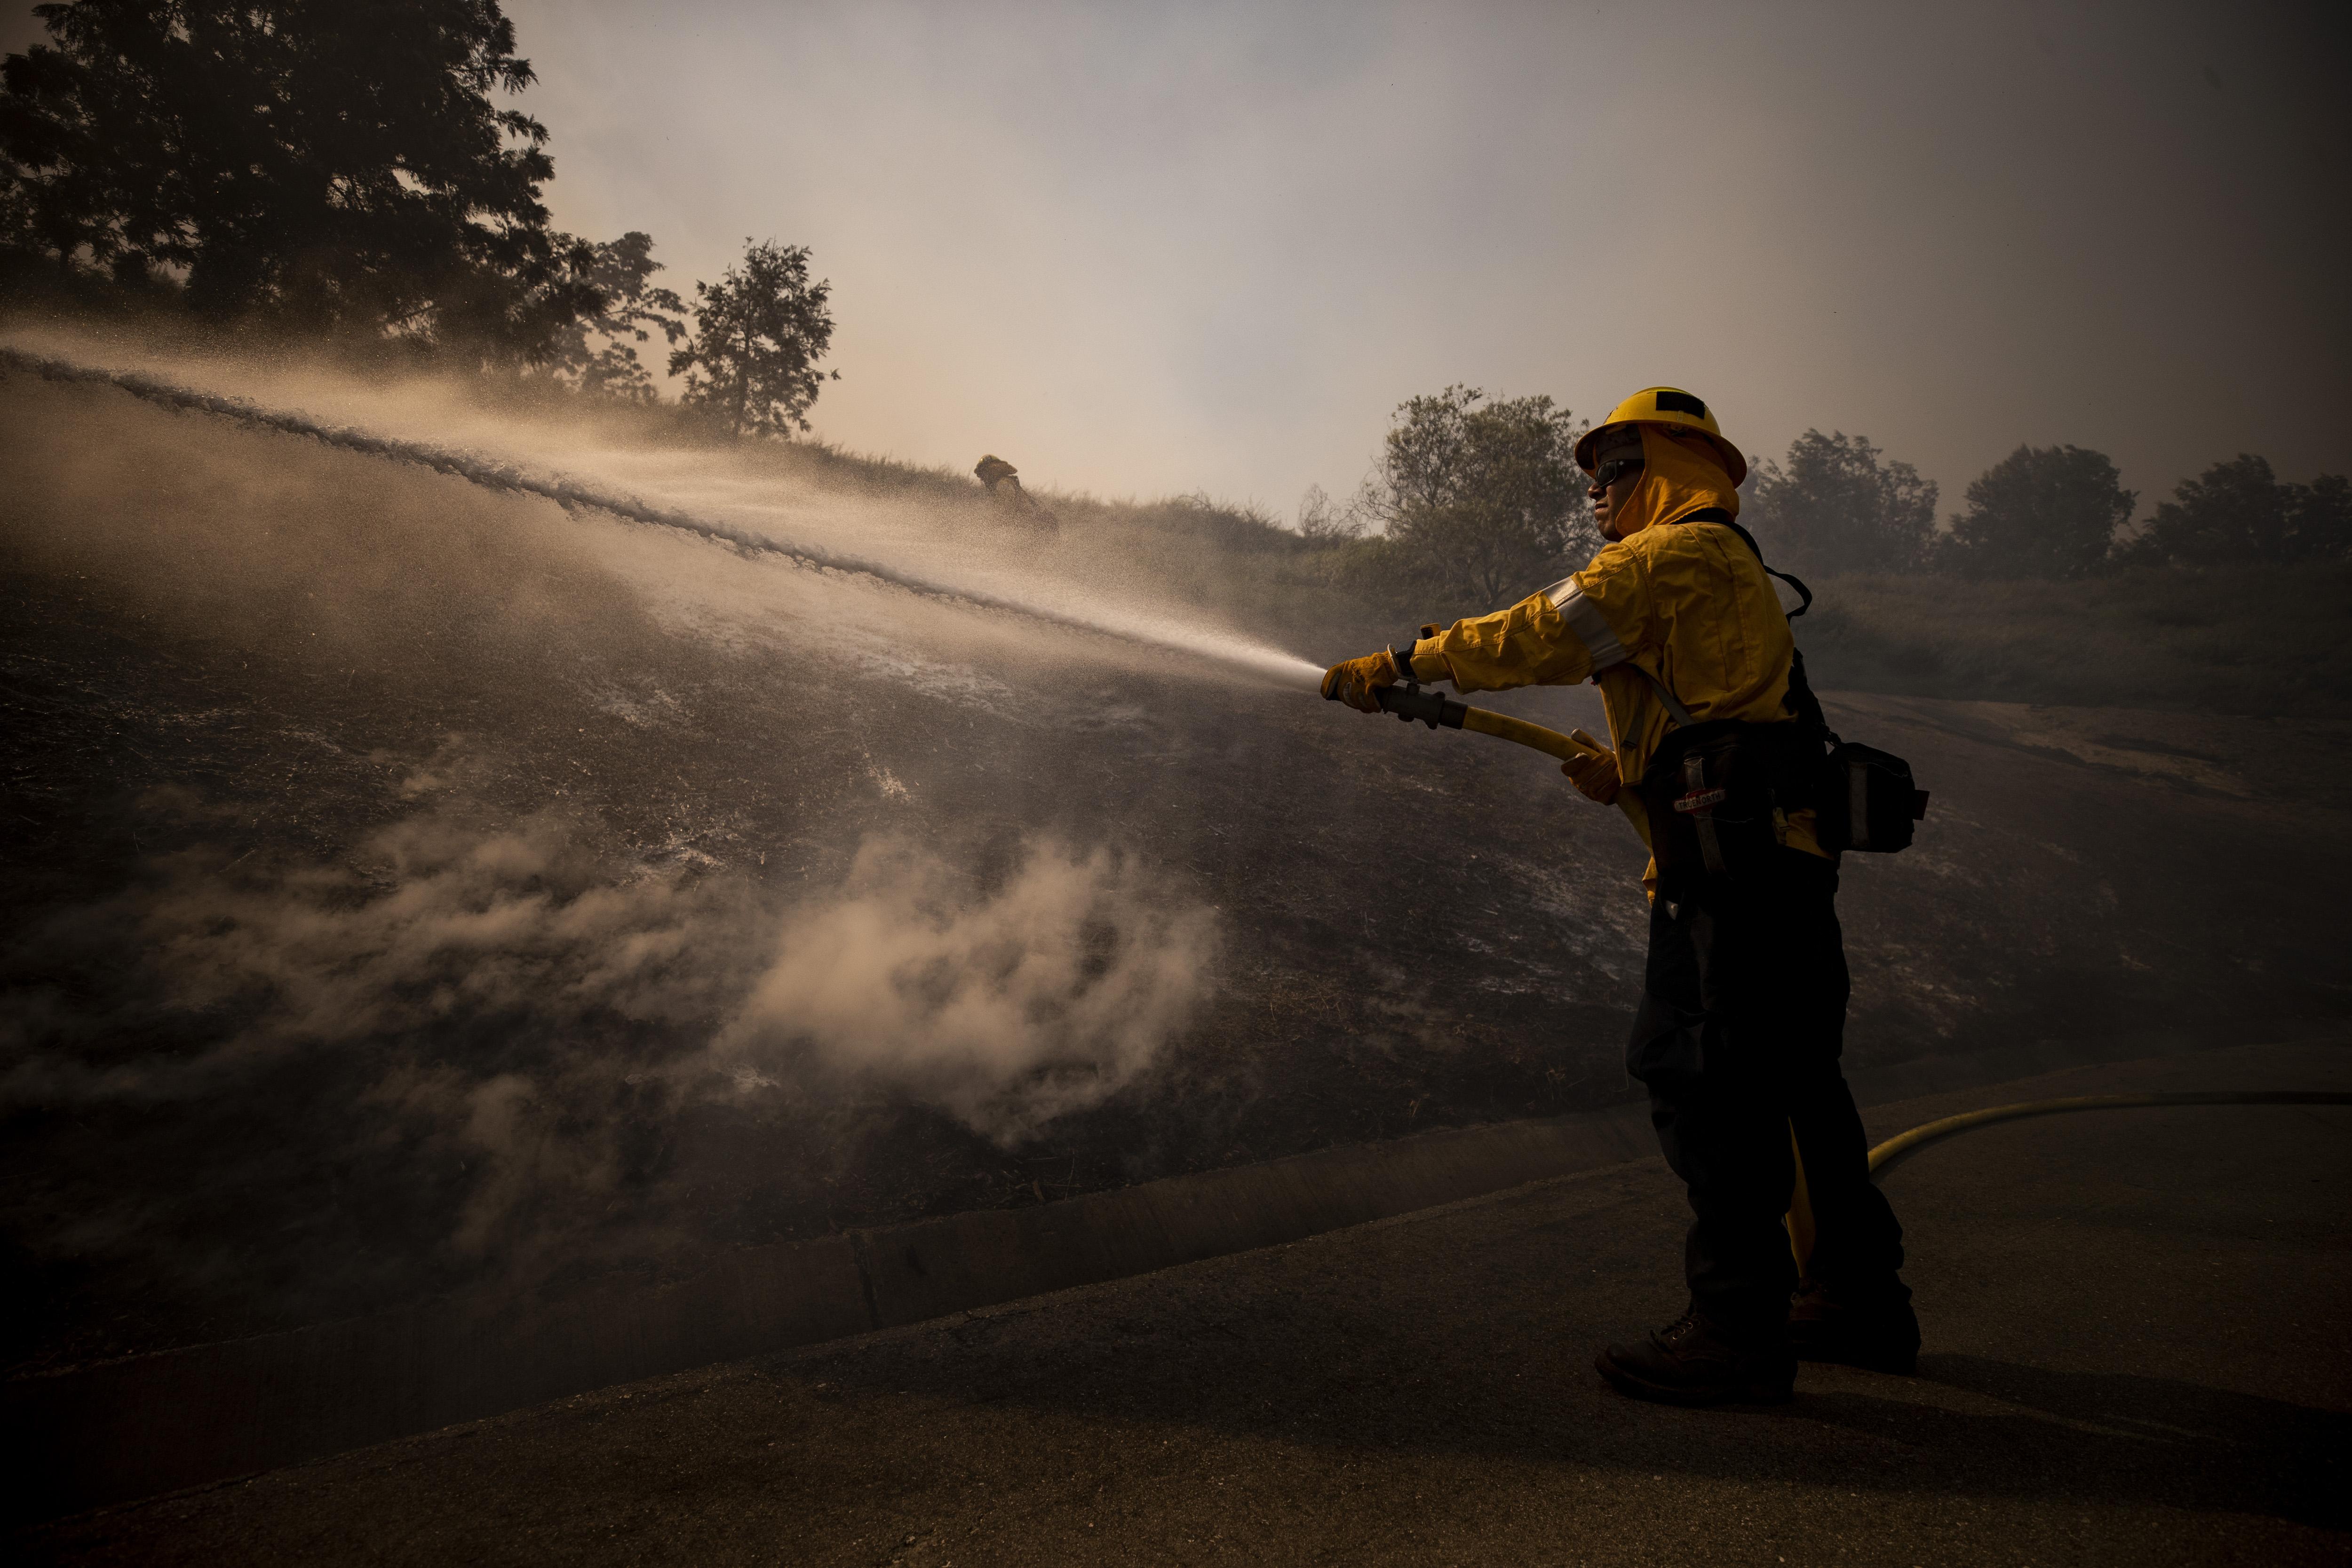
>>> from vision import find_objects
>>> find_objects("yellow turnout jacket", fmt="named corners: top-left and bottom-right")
top-left (1405, 425), bottom-right (1828, 891)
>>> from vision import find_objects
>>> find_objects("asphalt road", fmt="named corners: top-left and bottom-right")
top-left (24, 1040), bottom-right (2351, 1568)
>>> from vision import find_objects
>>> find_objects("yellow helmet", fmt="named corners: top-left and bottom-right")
top-left (1573, 387), bottom-right (1747, 487)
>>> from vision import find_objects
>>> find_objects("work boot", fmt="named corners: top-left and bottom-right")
top-left (1595, 1310), bottom-right (1796, 1406)
top-left (1787, 1279), bottom-right (1920, 1375)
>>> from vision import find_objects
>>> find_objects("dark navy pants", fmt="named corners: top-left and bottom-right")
top-left (1627, 850), bottom-right (1907, 1332)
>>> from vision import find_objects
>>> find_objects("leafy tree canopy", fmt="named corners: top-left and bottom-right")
top-left (0, 0), bottom-right (593, 358)
top-left (669, 238), bottom-right (837, 438)
top-left (1354, 385), bottom-right (1597, 610)
top-left (2118, 454), bottom-right (2352, 568)
top-left (1747, 429), bottom-right (1937, 576)
top-left (540, 231), bottom-right (684, 402)
top-left (1940, 443), bottom-right (2135, 580)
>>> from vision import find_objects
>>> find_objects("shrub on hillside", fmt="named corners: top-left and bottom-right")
top-left (1939, 444), bottom-right (2136, 580)
top-left (2116, 454), bottom-right (2351, 568)
top-left (1351, 386), bottom-right (1599, 613)
top-left (1746, 430), bottom-right (1937, 576)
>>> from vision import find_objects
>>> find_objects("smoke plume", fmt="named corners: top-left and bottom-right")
top-left (3, 796), bottom-right (1217, 1286)
top-left (722, 836), bottom-right (1219, 1140)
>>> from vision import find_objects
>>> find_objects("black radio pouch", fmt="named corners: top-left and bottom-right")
top-left (1631, 509), bottom-right (1928, 887)
top-left (1813, 739), bottom-right (1926, 854)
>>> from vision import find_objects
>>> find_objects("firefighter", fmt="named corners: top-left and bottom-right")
top-left (974, 454), bottom-right (1059, 534)
top-left (1322, 388), bottom-right (1916, 1405)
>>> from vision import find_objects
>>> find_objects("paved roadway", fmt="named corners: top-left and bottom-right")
top-left (24, 1040), bottom-right (2351, 1567)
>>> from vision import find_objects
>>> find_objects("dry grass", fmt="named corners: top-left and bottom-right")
top-left (1795, 563), bottom-right (2352, 716)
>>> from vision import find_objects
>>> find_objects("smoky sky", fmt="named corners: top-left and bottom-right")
top-left (9, 0), bottom-right (2345, 520)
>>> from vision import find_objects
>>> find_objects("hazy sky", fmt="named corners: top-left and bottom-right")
top-left (10, 1), bottom-right (2348, 520)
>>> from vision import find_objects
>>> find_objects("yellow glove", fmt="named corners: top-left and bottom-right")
top-left (1559, 729), bottom-right (1622, 805)
top-left (1321, 649), bottom-right (1404, 713)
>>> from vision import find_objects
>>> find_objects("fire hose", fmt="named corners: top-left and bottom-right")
top-left (1363, 678), bottom-right (1590, 759)
top-left (1781, 1089), bottom-right (2352, 1270)
top-left (1865, 1089), bottom-right (2352, 1174)
top-left (1360, 681), bottom-right (1652, 834)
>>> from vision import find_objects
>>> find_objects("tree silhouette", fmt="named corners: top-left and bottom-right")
top-left (540, 231), bottom-right (685, 402)
top-left (669, 238), bottom-right (838, 438)
top-left (2118, 455), bottom-right (2352, 567)
top-left (1747, 430), bottom-right (1937, 575)
top-left (0, 0), bottom-right (593, 358)
top-left (1357, 385), bottom-right (1597, 609)
top-left (1940, 444), bottom-right (2135, 580)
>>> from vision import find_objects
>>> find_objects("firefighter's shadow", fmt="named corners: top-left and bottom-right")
top-left (805, 1325), bottom-right (2345, 1533)
top-left (1768, 1352), bottom-right (2349, 1530)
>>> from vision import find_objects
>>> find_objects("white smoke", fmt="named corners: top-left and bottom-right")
top-left (1, 804), bottom-right (1220, 1265)
top-left (719, 836), bottom-right (1219, 1141)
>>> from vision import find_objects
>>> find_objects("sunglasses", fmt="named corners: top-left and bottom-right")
top-left (1589, 455), bottom-right (1646, 490)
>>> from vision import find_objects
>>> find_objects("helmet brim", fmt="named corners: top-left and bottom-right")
top-left (1575, 422), bottom-right (1747, 487)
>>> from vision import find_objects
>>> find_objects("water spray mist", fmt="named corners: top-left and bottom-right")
top-left (0, 346), bottom-right (1324, 687)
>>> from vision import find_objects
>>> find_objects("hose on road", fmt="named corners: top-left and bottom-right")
top-left (1787, 1088), bottom-right (2352, 1271)
top-left (1867, 1089), bottom-right (2352, 1177)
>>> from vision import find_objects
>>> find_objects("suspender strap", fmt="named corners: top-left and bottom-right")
top-left (1684, 751), bottom-right (1728, 874)
top-left (1632, 664), bottom-right (1696, 728)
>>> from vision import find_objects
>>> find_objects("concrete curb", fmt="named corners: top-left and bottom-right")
top-left (1, 1027), bottom-right (2317, 1522)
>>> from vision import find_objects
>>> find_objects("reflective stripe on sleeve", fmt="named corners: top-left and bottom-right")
top-left (1544, 578), bottom-right (1629, 670)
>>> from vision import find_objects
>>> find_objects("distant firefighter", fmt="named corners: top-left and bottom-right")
top-left (973, 454), bottom-right (1059, 534)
